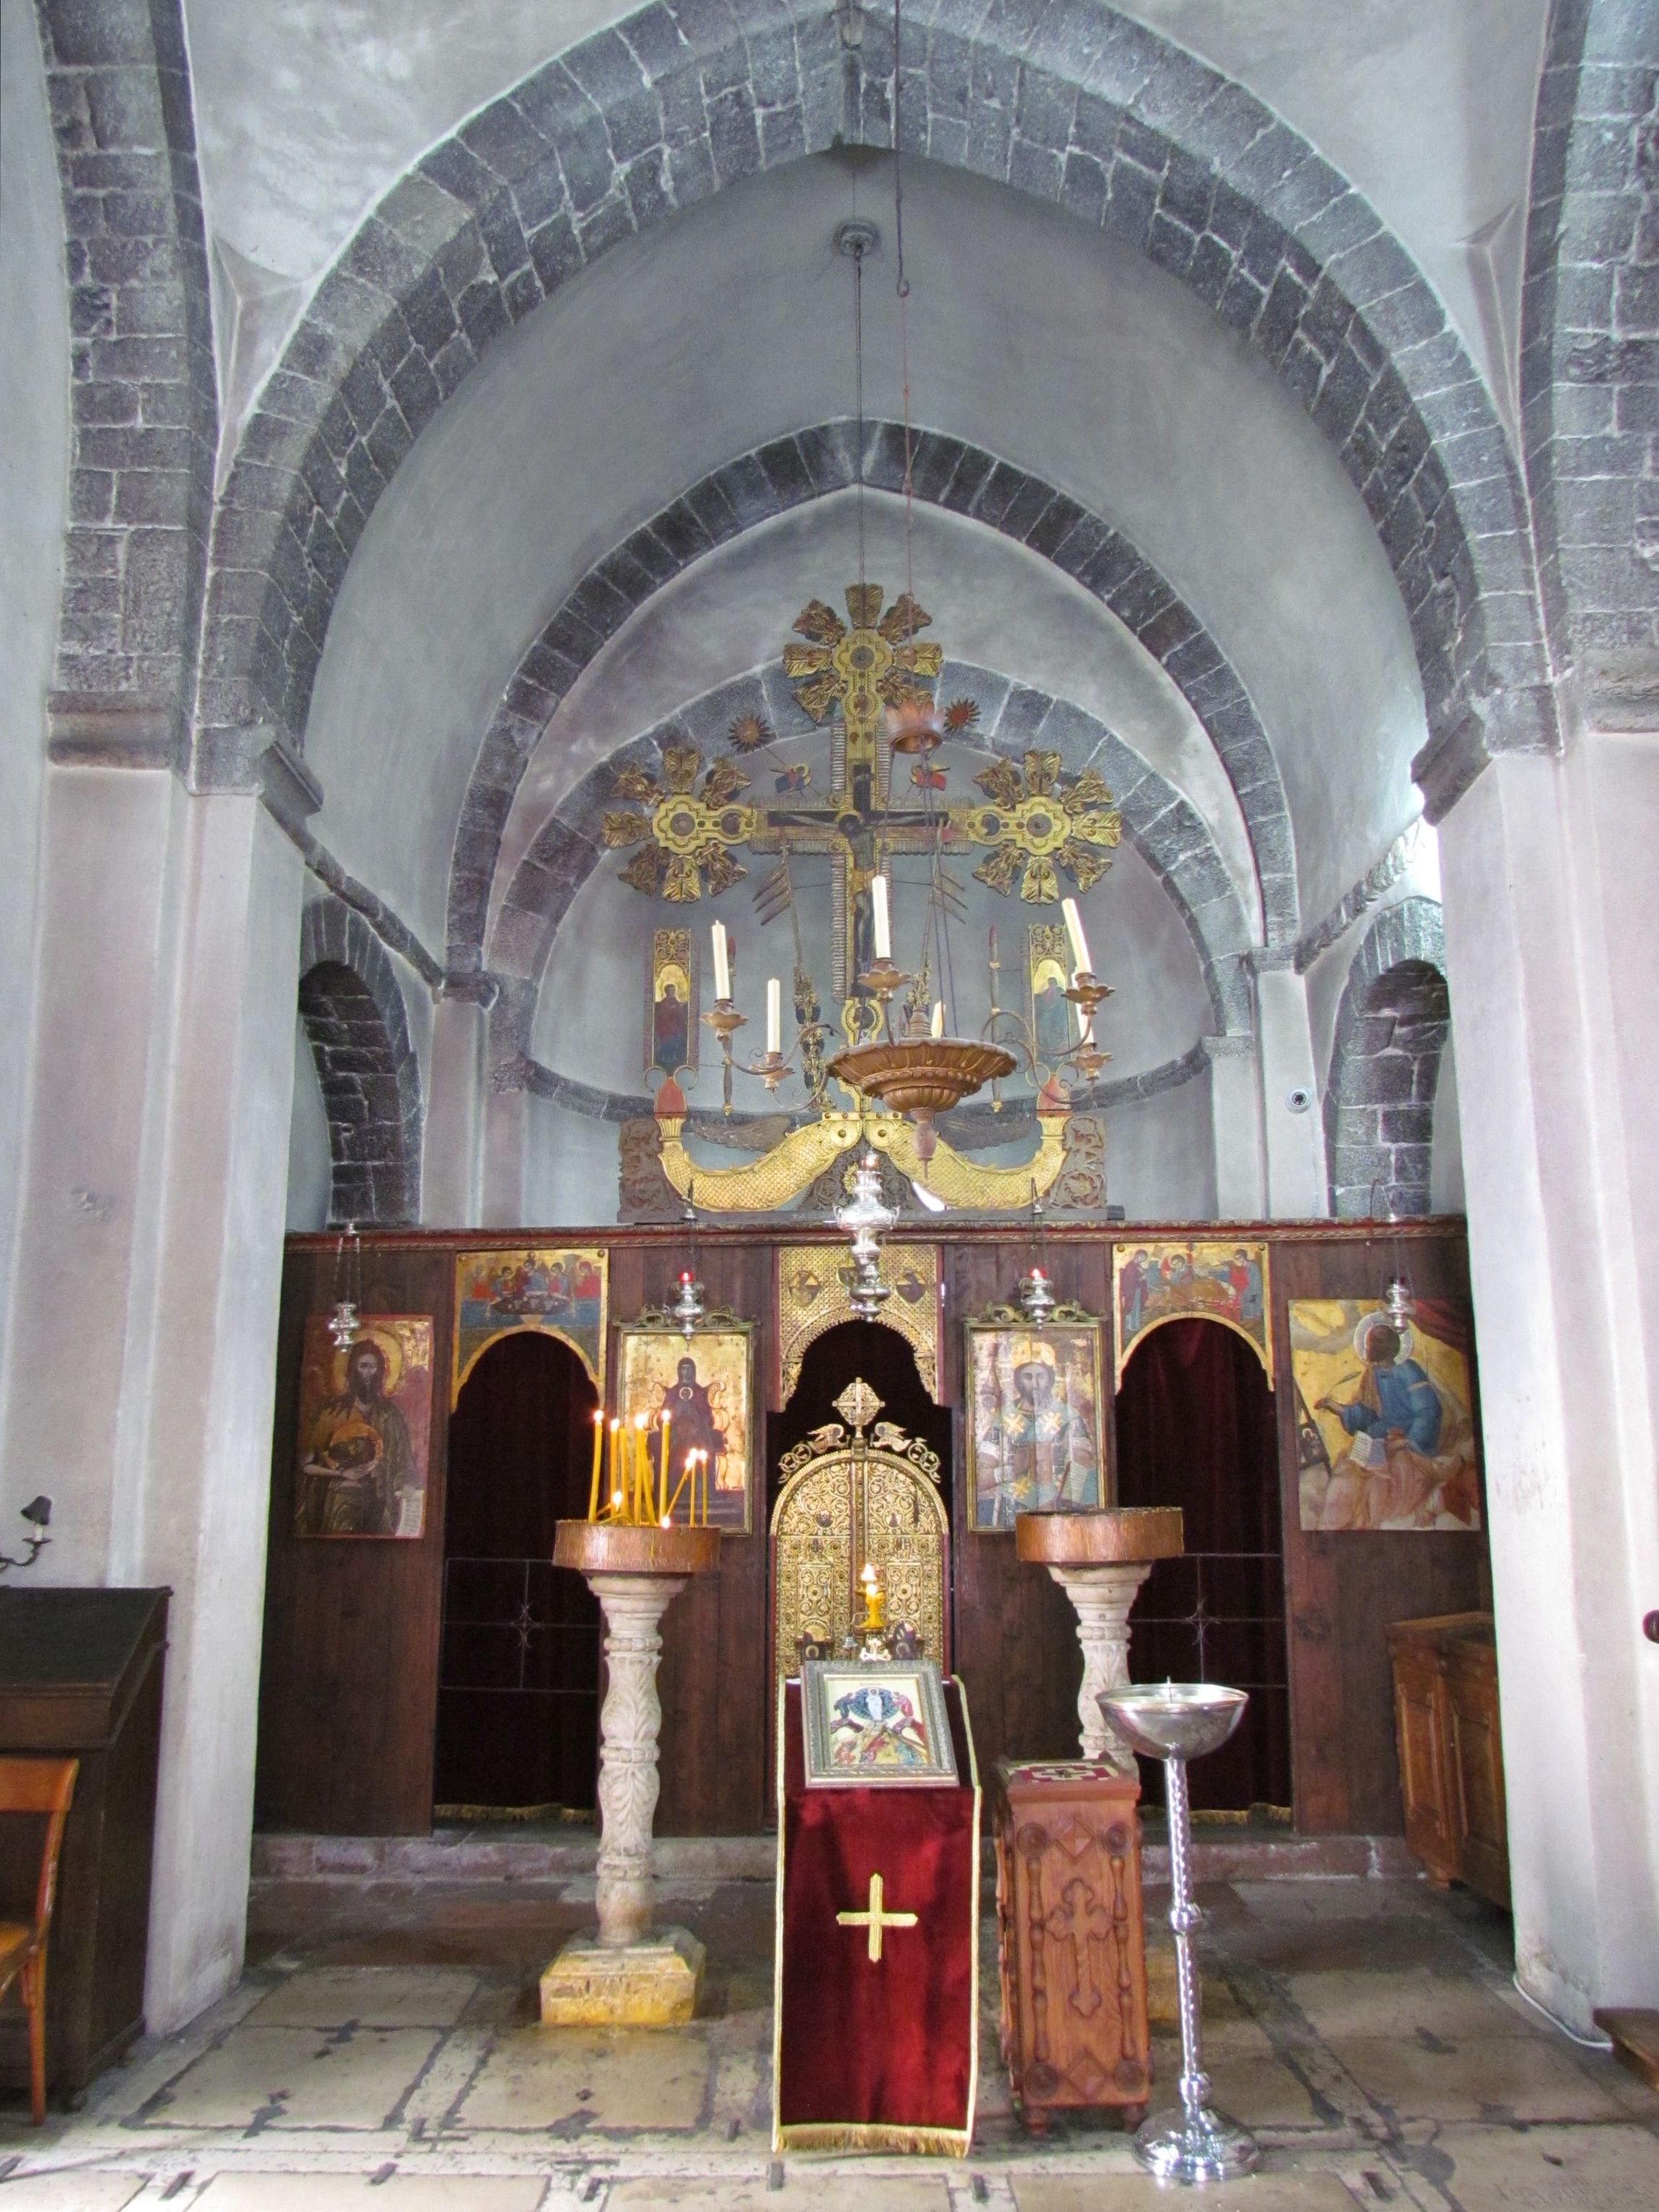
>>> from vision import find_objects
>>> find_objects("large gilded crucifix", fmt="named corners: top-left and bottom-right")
top-left (601, 583), bottom-right (1124, 1039)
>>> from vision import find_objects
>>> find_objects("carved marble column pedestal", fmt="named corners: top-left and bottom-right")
top-left (1015, 1510), bottom-right (1185, 1772)
top-left (540, 1522), bottom-right (720, 2026)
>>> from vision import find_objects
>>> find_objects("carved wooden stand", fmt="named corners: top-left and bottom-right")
top-left (540, 1522), bottom-right (720, 2026)
top-left (992, 1759), bottom-right (1151, 2132)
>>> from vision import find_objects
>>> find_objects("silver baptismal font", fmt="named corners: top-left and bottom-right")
top-left (1099, 1680), bottom-right (1261, 2185)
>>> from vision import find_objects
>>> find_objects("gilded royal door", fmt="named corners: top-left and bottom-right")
top-left (770, 1378), bottom-right (949, 1702)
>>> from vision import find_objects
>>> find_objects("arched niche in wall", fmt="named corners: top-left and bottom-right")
top-left (296, 897), bottom-right (424, 1227)
top-left (1324, 898), bottom-right (1450, 1219)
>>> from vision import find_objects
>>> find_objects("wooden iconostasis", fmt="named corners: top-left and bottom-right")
top-left (255, 1221), bottom-right (1488, 1841)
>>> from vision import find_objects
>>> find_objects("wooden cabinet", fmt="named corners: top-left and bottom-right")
top-left (0, 1588), bottom-right (169, 2098)
top-left (1385, 1611), bottom-right (1508, 1908)
top-left (991, 1759), bottom-right (1151, 2133)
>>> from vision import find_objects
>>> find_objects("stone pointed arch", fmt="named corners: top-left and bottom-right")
top-left (297, 897), bottom-right (424, 1225)
top-left (489, 658), bottom-right (1255, 1069)
top-left (1520, 0), bottom-right (1659, 736)
top-left (1323, 897), bottom-right (1450, 1218)
top-left (32, 0), bottom-right (217, 767)
top-left (199, 1), bottom-right (1551, 811)
top-left (445, 424), bottom-right (1296, 973)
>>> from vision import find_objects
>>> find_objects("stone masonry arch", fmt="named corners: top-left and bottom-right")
top-left (446, 423), bottom-right (1296, 973)
top-left (31, 0), bottom-right (217, 767)
top-left (1520, 0), bottom-right (1659, 734)
top-left (297, 896), bottom-right (424, 1225)
top-left (196, 0), bottom-right (1552, 807)
top-left (1324, 897), bottom-right (1451, 1218)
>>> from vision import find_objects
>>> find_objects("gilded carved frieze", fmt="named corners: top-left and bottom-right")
top-left (775, 1243), bottom-right (941, 1402)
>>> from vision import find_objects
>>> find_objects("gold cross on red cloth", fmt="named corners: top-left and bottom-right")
top-left (836, 1869), bottom-right (920, 1962)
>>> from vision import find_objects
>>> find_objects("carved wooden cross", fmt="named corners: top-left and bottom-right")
top-left (837, 1869), bottom-right (920, 1962)
top-left (1044, 1876), bottom-right (1115, 2018)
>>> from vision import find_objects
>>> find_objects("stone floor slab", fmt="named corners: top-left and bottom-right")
top-left (1010, 2169), bottom-right (1364, 2210)
top-left (0, 2177), bottom-right (147, 2211)
top-left (193, 2180), bottom-right (551, 2210)
top-left (1325, 2031), bottom-right (1624, 2122)
top-left (145, 2025), bottom-right (442, 2130)
top-left (1287, 1967), bottom-right (1533, 2042)
top-left (1427, 2120), bottom-right (1659, 2211)
top-left (606, 2182), bottom-right (952, 2210)
top-left (455, 2024), bottom-right (710, 2133)
top-left (248, 1968), bottom-right (480, 2029)
top-left (1146, 2019), bottom-right (1323, 2131)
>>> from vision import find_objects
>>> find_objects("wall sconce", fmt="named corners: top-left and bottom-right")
top-left (0, 1497), bottom-right (51, 1574)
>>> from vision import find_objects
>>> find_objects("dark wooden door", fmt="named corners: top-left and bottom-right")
top-left (434, 1333), bottom-right (600, 1817)
top-left (1114, 1318), bottom-right (1292, 1812)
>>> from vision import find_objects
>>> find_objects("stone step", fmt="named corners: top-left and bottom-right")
top-left (251, 1826), bottom-right (1419, 1886)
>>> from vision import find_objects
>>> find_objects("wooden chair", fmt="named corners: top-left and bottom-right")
top-left (0, 1756), bottom-right (79, 2123)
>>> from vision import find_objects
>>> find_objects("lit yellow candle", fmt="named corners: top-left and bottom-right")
top-left (588, 1409), bottom-right (604, 1520)
top-left (699, 1447), bottom-right (710, 1526)
top-left (607, 1418), bottom-right (621, 1518)
top-left (635, 1416), bottom-right (650, 1524)
top-left (666, 1460), bottom-right (692, 1523)
top-left (658, 1411), bottom-right (671, 1520)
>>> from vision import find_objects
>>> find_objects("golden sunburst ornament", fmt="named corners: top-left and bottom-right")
top-left (728, 713), bottom-right (775, 753)
top-left (963, 750), bottom-right (1122, 904)
top-left (781, 584), bottom-right (944, 741)
top-left (602, 745), bottom-right (759, 902)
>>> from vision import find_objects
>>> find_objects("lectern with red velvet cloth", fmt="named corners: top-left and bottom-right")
top-left (772, 1677), bottom-right (980, 2155)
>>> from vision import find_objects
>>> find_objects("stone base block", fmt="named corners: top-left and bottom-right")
top-left (539, 1926), bottom-right (705, 2026)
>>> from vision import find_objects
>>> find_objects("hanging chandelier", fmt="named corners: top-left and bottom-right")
top-left (618, 0), bottom-right (1121, 1214)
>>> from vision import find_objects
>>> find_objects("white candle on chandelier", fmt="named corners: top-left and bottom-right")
top-left (871, 874), bottom-right (892, 961)
top-left (1061, 896), bottom-right (1092, 979)
top-left (767, 977), bottom-right (782, 1055)
top-left (930, 1000), bottom-right (944, 1037)
top-left (711, 919), bottom-right (731, 1001)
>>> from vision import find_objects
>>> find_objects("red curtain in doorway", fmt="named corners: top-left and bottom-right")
top-left (1115, 1319), bottom-right (1291, 1812)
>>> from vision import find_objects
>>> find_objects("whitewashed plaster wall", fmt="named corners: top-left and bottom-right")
top-left (1439, 730), bottom-right (1659, 2027)
top-left (521, 1090), bottom-right (633, 1227)
top-left (284, 1019), bottom-right (333, 1231)
top-left (1429, 1042), bottom-right (1465, 1215)
top-left (0, 0), bottom-right (71, 1431)
top-left (182, 1), bottom-right (1546, 456)
top-left (301, 156), bottom-right (1425, 956)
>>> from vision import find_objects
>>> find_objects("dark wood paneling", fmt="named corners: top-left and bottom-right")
top-left (260, 1220), bottom-right (1485, 1840)
top-left (1271, 1233), bottom-right (1487, 1835)
top-left (627, 1242), bottom-right (775, 1836)
top-left (254, 1243), bottom-right (453, 1835)
top-left (944, 1241), bottom-right (1092, 1781)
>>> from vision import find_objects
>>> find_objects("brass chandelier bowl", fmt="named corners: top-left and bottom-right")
top-left (826, 1037), bottom-right (1017, 1159)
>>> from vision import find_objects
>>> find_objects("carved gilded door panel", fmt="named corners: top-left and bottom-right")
top-left (770, 1378), bottom-right (949, 1708)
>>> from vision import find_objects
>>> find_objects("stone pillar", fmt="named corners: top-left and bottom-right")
top-left (1047, 1562), bottom-right (1157, 1772)
top-left (0, 767), bottom-right (305, 2032)
top-left (1437, 735), bottom-right (1659, 2032)
top-left (423, 993), bottom-right (485, 1224)
top-left (1250, 957), bottom-right (1327, 1217)
top-left (1204, 1035), bottom-right (1265, 1219)
top-left (591, 1571), bottom-right (684, 1948)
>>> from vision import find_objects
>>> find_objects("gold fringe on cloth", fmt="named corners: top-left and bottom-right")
top-left (774, 2122), bottom-right (972, 2156)
top-left (771, 1673), bottom-right (980, 2158)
